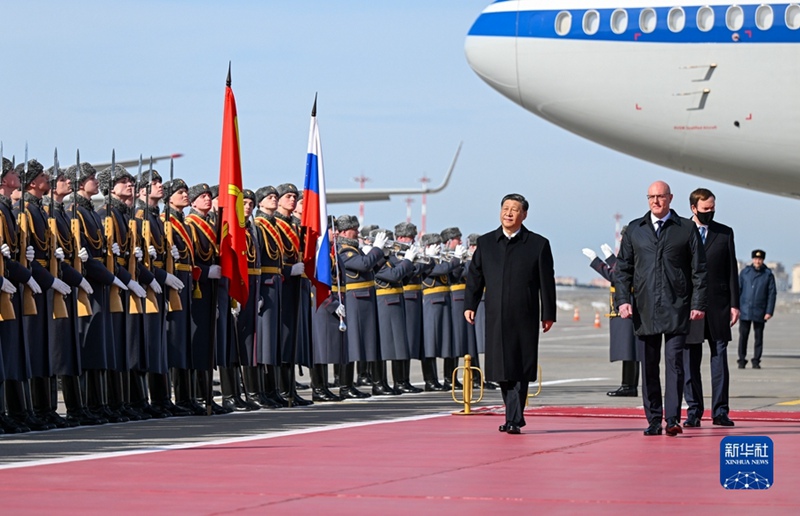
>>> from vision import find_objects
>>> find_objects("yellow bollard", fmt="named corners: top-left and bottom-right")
top-left (452, 354), bottom-right (484, 415)
top-left (524, 364), bottom-right (543, 407)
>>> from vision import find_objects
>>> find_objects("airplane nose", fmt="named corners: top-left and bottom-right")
top-left (464, 8), bottom-right (520, 106)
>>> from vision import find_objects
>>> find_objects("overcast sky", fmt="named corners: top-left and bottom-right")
top-left (3, 1), bottom-right (797, 282)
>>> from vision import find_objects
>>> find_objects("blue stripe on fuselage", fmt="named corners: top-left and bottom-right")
top-left (468, 4), bottom-right (800, 43)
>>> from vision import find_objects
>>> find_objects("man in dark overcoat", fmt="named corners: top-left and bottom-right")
top-left (683, 188), bottom-right (739, 428)
top-left (465, 193), bottom-right (556, 435)
top-left (614, 180), bottom-right (707, 437)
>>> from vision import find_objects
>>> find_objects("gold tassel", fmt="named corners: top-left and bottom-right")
top-left (193, 281), bottom-right (202, 299)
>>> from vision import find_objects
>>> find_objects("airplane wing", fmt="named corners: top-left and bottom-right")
top-left (326, 142), bottom-right (461, 203)
top-left (91, 153), bottom-right (183, 171)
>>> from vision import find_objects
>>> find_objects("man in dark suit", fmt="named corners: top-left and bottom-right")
top-left (464, 193), bottom-right (556, 435)
top-left (683, 188), bottom-right (739, 428)
top-left (615, 181), bottom-right (707, 437)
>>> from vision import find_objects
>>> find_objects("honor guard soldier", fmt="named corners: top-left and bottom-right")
top-left (336, 214), bottom-right (387, 399)
top-left (68, 162), bottom-right (130, 424)
top-left (441, 227), bottom-right (469, 390)
top-left (273, 183), bottom-right (312, 406)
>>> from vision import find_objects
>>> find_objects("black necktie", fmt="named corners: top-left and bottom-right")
top-left (655, 220), bottom-right (663, 238)
top-left (699, 226), bottom-right (707, 244)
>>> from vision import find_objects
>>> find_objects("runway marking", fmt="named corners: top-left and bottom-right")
top-left (0, 412), bottom-right (449, 471)
top-left (777, 399), bottom-right (800, 405)
top-left (538, 377), bottom-right (610, 386)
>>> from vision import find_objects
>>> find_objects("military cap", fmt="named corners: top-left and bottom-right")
top-left (242, 188), bottom-right (256, 202)
top-left (467, 233), bottom-right (480, 246)
top-left (360, 224), bottom-right (378, 238)
top-left (137, 169), bottom-right (163, 190)
top-left (163, 178), bottom-right (188, 196)
top-left (66, 162), bottom-right (97, 185)
top-left (18, 159), bottom-right (46, 188)
top-left (2, 158), bottom-right (14, 179)
top-left (369, 228), bottom-right (393, 241)
top-left (394, 222), bottom-right (417, 238)
top-left (46, 166), bottom-right (67, 181)
top-left (276, 183), bottom-right (298, 199)
top-left (97, 164), bottom-right (135, 195)
top-left (256, 185), bottom-right (278, 204)
top-left (209, 184), bottom-right (219, 199)
top-left (440, 227), bottom-right (462, 241)
top-left (752, 249), bottom-right (766, 259)
top-left (336, 214), bottom-right (359, 232)
top-left (297, 191), bottom-right (304, 201)
top-left (188, 183), bottom-right (212, 204)
top-left (420, 233), bottom-right (443, 246)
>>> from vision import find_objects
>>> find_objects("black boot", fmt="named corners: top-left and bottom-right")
top-left (395, 360), bottom-right (422, 393)
top-left (221, 367), bottom-right (255, 411)
top-left (442, 358), bottom-right (462, 391)
top-left (261, 365), bottom-right (287, 408)
top-left (0, 384), bottom-right (30, 433)
top-left (280, 364), bottom-right (313, 407)
top-left (371, 361), bottom-right (399, 396)
top-left (311, 364), bottom-right (341, 402)
top-left (174, 369), bottom-right (205, 416)
top-left (198, 370), bottom-right (230, 415)
top-left (63, 375), bottom-right (105, 425)
top-left (422, 358), bottom-right (444, 391)
top-left (339, 362), bottom-right (370, 399)
top-left (356, 361), bottom-right (373, 386)
top-left (234, 366), bottom-right (262, 410)
top-left (7, 380), bottom-right (55, 431)
top-left (607, 361), bottom-right (639, 396)
top-left (32, 376), bottom-right (72, 428)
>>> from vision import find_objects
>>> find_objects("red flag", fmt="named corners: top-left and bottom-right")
top-left (217, 63), bottom-right (249, 304)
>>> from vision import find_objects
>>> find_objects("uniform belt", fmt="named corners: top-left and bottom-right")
top-left (346, 281), bottom-right (374, 291)
top-left (423, 286), bottom-right (451, 295)
top-left (248, 267), bottom-right (261, 276)
top-left (174, 263), bottom-right (193, 272)
top-left (261, 266), bottom-right (281, 275)
top-left (331, 285), bottom-right (345, 293)
top-left (449, 284), bottom-right (466, 291)
top-left (403, 284), bottom-right (422, 291)
top-left (36, 259), bottom-right (48, 267)
top-left (153, 260), bottom-right (164, 268)
top-left (376, 287), bottom-right (404, 296)
top-left (93, 256), bottom-right (103, 262)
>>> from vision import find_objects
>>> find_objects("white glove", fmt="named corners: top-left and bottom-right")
top-left (134, 246), bottom-right (143, 262)
top-left (112, 276), bottom-right (129, 290)
top-left (231, 302), bottom-right (241, 316)
top-left (127, 279), bottom-right (146, 298)
top-left (208, 264), bottom-right (222, 279)
top-left (425, 244), bottom-right (440, 257)
top-left (454, 244), bottom-right (467, 260)
top-left (149, 278), bottom-right (163, 295)
top-left (335, 304), bottom-right (346, 318)
top-left (0, 279), bottom-right (17, 295)
top-left (26, 245), bottom-right (35, 262)
top-left (148, 245), bottom-right (157, 259)
top-left (165, 273), bottom-right (184, 290)
top-left (0, 243), bottom-right (10, 259)
top-left (26, 277), bottom-right (42, 294)
top-left (601, 243), bottom-right (614, 260)
top-left (404, 245), bottom-right (418, 263)
top-left (55, 247), bottom-right (65, 262)
top-left (51, 278), bottom-right (72, 296)
top-left (361, 245), bottom-right (373, 254)
top-left (111, 242), bottom-right (121, 256)
top-left (258, 297), bottom-right (264, 312)
top-left (79, 247), bottom-right (89, 262)
top-left (582, 248), bottom-right (597, 260)
top-left (170, 244), bottom-right (180, 260)
top-left (79, 278), bottom-right (94, 295)
top-left (372, 231), bottom-right (388, 250)
top-left (290, 262), bottom-right (305, 276)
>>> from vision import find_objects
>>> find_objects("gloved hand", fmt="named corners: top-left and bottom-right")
top-left (404, 245), bottom-right (418, 263)
top-left (148, 245), bottom-right (157, 259)
top-left (51, 278), bottom-right (72, 296)
top-left (127, 279), bottom-right (146, 298)
top-left (149, 278), bottom-right (163, 295)
top-left (170, 245), bottom-right (180, 260)
top-left (55, 247), bottom-right (65, 262)
top-left (79, 247), bottom-right (89, 262)
top-left (454, 244), bottom-right (467, 259)
top-left (26, 277), bottom-right (42, 294)
top-left (360, 244), bottom-right (373, 254)
top-left (112, 276), bottom-right (129, 290)
top-left (0, 278), bottom-right (17, 295)
top-left (208, 265), bottom-right (222, 279)
top-left (582, 248), bottom-right (597, 260)
top-left (601, 243), bottom-right (614, 259)
top-left (111, 242), bottom-right (121, 256)
top-left (134, 246), bottom-right (143, 262)
top-left (258, 297), bottom-right (264, 312)
top-left (372, 231), bottom-right (388, 250)
top-left (79, 278), bottom-right (94, 295)
top-left (26, 245), bottom-right (35, 263)
top-left (0, 243), bottom-right (10, 259)
top-left (335, 304), bottom-right (346, 319)
top-left (231, 301), bottom-right (241, 316)
top-left (290, 262), bottom-right (305, 276)
top-left (164, 273), bottom-right (184, 291)
top-left (425, 244), bottom-right (440, 257)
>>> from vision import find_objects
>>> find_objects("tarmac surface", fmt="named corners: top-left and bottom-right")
top-left (0, 287), bottom-right (798, 512)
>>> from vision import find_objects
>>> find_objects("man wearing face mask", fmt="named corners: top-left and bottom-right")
top-left (682, 188), bottom-right (739, 428)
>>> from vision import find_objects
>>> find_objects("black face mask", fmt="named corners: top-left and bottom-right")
top-left (695, 210), bottom-right (714, 225)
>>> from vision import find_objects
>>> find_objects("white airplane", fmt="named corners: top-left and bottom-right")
top-left (465, 1), bottom-right (800, 198)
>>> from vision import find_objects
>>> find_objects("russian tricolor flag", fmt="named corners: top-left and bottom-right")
top-left (301, 95), bottom-right (331, 307)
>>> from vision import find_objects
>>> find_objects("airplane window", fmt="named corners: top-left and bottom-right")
top-left (787, 4), bottom-right (800, 29)
top-left (611, 9), bottom-right (628, 34)
top-left (755, 4), bottom-right (774, 29)
top-left (726, 5), bottom-right (744, 30)
top-left (668, 7), bottom-right (686, 32)
top-left (640, 8), bottom-right (657, 33)
top-left (583, 10), bottom-right (600, 35)
top-left (555, 11), bottom-right (572, 36)
top-left (697, 6), bottom-right (715, 31)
